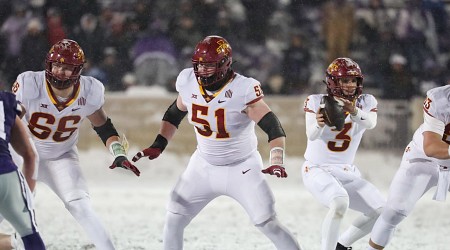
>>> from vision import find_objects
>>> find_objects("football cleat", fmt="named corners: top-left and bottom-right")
top-left (336, 242), bottom-right (352, 250)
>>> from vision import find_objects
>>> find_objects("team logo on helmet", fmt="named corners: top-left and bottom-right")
top-left (216, 40), bottom-right (230, 55)
top-left (327, 63), bottom-right (339, 74)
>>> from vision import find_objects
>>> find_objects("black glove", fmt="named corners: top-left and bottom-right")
top-left (133, 134), bottom-right (168, 162)
top-left (110, 156), bottom-right (141, 176)
top-left (319, 95), bottom-right (345, 131)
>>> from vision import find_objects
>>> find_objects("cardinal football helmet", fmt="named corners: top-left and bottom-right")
top-left (191, 35), bottom-right (232, 87)
top-left (325, 57), bottom-right (363, 100)
top-left (45, 39), bottom-right (85, 89)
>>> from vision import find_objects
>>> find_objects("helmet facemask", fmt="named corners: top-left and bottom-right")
top-left (192, 36), bottom-right (233, 89)
top-left (325, 58), bottom-right (363, 101)
top-left (45, 39), bottom-right (85, 90)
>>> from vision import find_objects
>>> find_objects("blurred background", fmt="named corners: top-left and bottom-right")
top-left (0, 0), bottom-right (449, 152)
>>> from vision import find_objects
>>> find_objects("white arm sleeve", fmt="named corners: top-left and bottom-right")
top-left (423, 110), bottom-right (445, 135)
top-left (305, 112), bottom-right (324, 141)
top-left (350, 108), bottom-right (377, 129)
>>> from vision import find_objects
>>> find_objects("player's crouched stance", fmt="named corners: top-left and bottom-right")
top-left (6, 39), bottom-right (140, 250)
top-left (302, 58), bottom-right (385, 250)
top-left (133, 35), bottom-right (302, 250)
top-left (367, 85), bottom-right (450, 250)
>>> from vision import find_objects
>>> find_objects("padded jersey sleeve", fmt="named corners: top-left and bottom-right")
top-left (423, 89), bottom-right (446, 134)
top-left (303, 95), bottom-right (320, 114)
top-left (12, 72), bottom-right (41, 105)
top-left (85, 76), bottom-right (105, 113)
top-left (303, 95), bottom-right (324, 140)
top-left (244, 78), bottom-right (264, 105)
top-left (359, 94), bottom-right (378, 112)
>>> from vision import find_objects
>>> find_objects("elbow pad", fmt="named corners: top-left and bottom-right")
top-left (257, 111), bottom-right (286, 142)
top-left (162, 100), bottom-right (188, 128)
top-left (93, 118), bottom-right (119, 145)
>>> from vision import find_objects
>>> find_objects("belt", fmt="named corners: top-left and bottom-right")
top-left (408, 158), bottom-right (432, 163)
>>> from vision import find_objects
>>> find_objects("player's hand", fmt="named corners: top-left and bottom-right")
top-left (261, 165), bottom-right (288, 178)
top-left (132, 134), bottom-right (168, 162)
top-left (316, 108), bottom-right (326, 127)
top-left (110, 156), bottom-right (141, 176)
top-left (132, 147), bottom-right (162, 162)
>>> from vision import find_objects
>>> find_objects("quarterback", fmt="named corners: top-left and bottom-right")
top-left (368, 85), bottom-right (450, 249)
top-left (133, 35), bottom-right (302, 250)
top-left (6, 39), bottom-right (140, 249)
top-left (302, 58), bottom-right (385, 250)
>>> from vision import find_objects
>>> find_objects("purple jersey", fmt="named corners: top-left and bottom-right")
top-left (0, 91), bottom-right (21, 174)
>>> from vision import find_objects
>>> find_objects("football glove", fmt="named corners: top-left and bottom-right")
top-left (132, 134), bottom-right (168, 162)
top-left (109, 140), bottom-right (141, 176)
top-left (261, 147), bottom-right (287, 178)
top-left (319, 95), bottom-right (346, 131)
top-left (262, 165), bottom-right (288, 178)
top-left (110, 156), bottom-right (141, 176)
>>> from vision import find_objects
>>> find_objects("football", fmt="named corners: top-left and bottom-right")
top-left (319, 95), bottom-right (345, 130)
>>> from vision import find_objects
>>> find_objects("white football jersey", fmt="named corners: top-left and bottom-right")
top-left (12, 71), bottom-right (105, 160)
top-left (405, 85), bottom-right (450, 165)
top-left (176, 68), bottom-right (263, 166)
top-left (303, 94), bottom-right (378, 165)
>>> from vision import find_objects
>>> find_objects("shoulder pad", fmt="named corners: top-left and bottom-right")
top-left (175, 68), bottom-right (194, 91)
top-left (82, 76), bottom-right (105, 107)
top-left (13, 71), bottom-right (44, 100)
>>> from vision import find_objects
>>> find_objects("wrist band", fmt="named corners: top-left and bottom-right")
top-left (109, 141), bottom-right (126, 158)
top-left (447, 145), bottom-right (450, 158)
top-left (270, 147), bottom-right (284, 166)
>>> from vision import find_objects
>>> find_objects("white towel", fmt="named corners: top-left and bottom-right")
top-left (433, 165), bottom-right (450, 201)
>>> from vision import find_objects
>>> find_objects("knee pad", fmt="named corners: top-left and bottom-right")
top-left (255, 216), bottom-right (275, 228)
top-left (65, 197), bottom-right (91, 217)
top-left (365, 207), bottom-right (383, 219)
top-left (165, 211), bottom-right (193, 230)
top-left (381, 206), bottom-right (407, 226)
top-left (330, 196), bottom-right (349, 218)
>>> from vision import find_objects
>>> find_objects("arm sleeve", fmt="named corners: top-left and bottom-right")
top-left (350, 108), bottom-right (377, 129)
top-left (305, 111), bottom-right (324, 141)
top-left (350, 94), bottom-right (377, 129)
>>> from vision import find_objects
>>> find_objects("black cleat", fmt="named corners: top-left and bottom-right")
top-left (336, 242), bottom-right (352, 250)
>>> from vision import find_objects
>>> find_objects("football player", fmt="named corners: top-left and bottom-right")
top-left (367, 85), bottom-right (450, 249)
top-left (6, 39), bottom-right (140, 250)
top-left (0, 91), bottom-right (45, 250)
top-left (133, 35), bottom-right (303, 250)
top-left (302, 58), bottom-right (385, 250)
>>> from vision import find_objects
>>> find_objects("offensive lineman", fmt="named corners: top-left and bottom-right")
top-left (0, 91), bottom-right (45, 250)
top-left (367, 85), bottom-right (450, 249)
top-left (132, 35), bottom-right (302, 250)
top-left (7, 39), bottom-right (140, 249)
top-left (302, 58), bottom-right (385, 250)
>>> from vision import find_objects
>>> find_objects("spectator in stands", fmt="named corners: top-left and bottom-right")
top-left (322, 0), bottom-right (355, 64)
top-left (100, 47), bottom-right (127, 91)
top-left (46, 8), bottom-right (66, 46)
top-left (280, 31), bottom-right (311, 95)
top-left (0, 3), bottom-right (30, 83)
top-left (131, 30), bottom-right (178, 89)
top-left (20, 18), bottom-right (48, 72)
top-left (73, 13), bottom-right (105, 64)
top-left (382, 53), bottom-right (416, 100)
top-left (395, 0), bottom-right (438, 73)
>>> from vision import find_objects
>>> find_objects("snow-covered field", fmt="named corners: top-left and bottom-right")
top-left (2, 149), bottom-right (449, 250)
